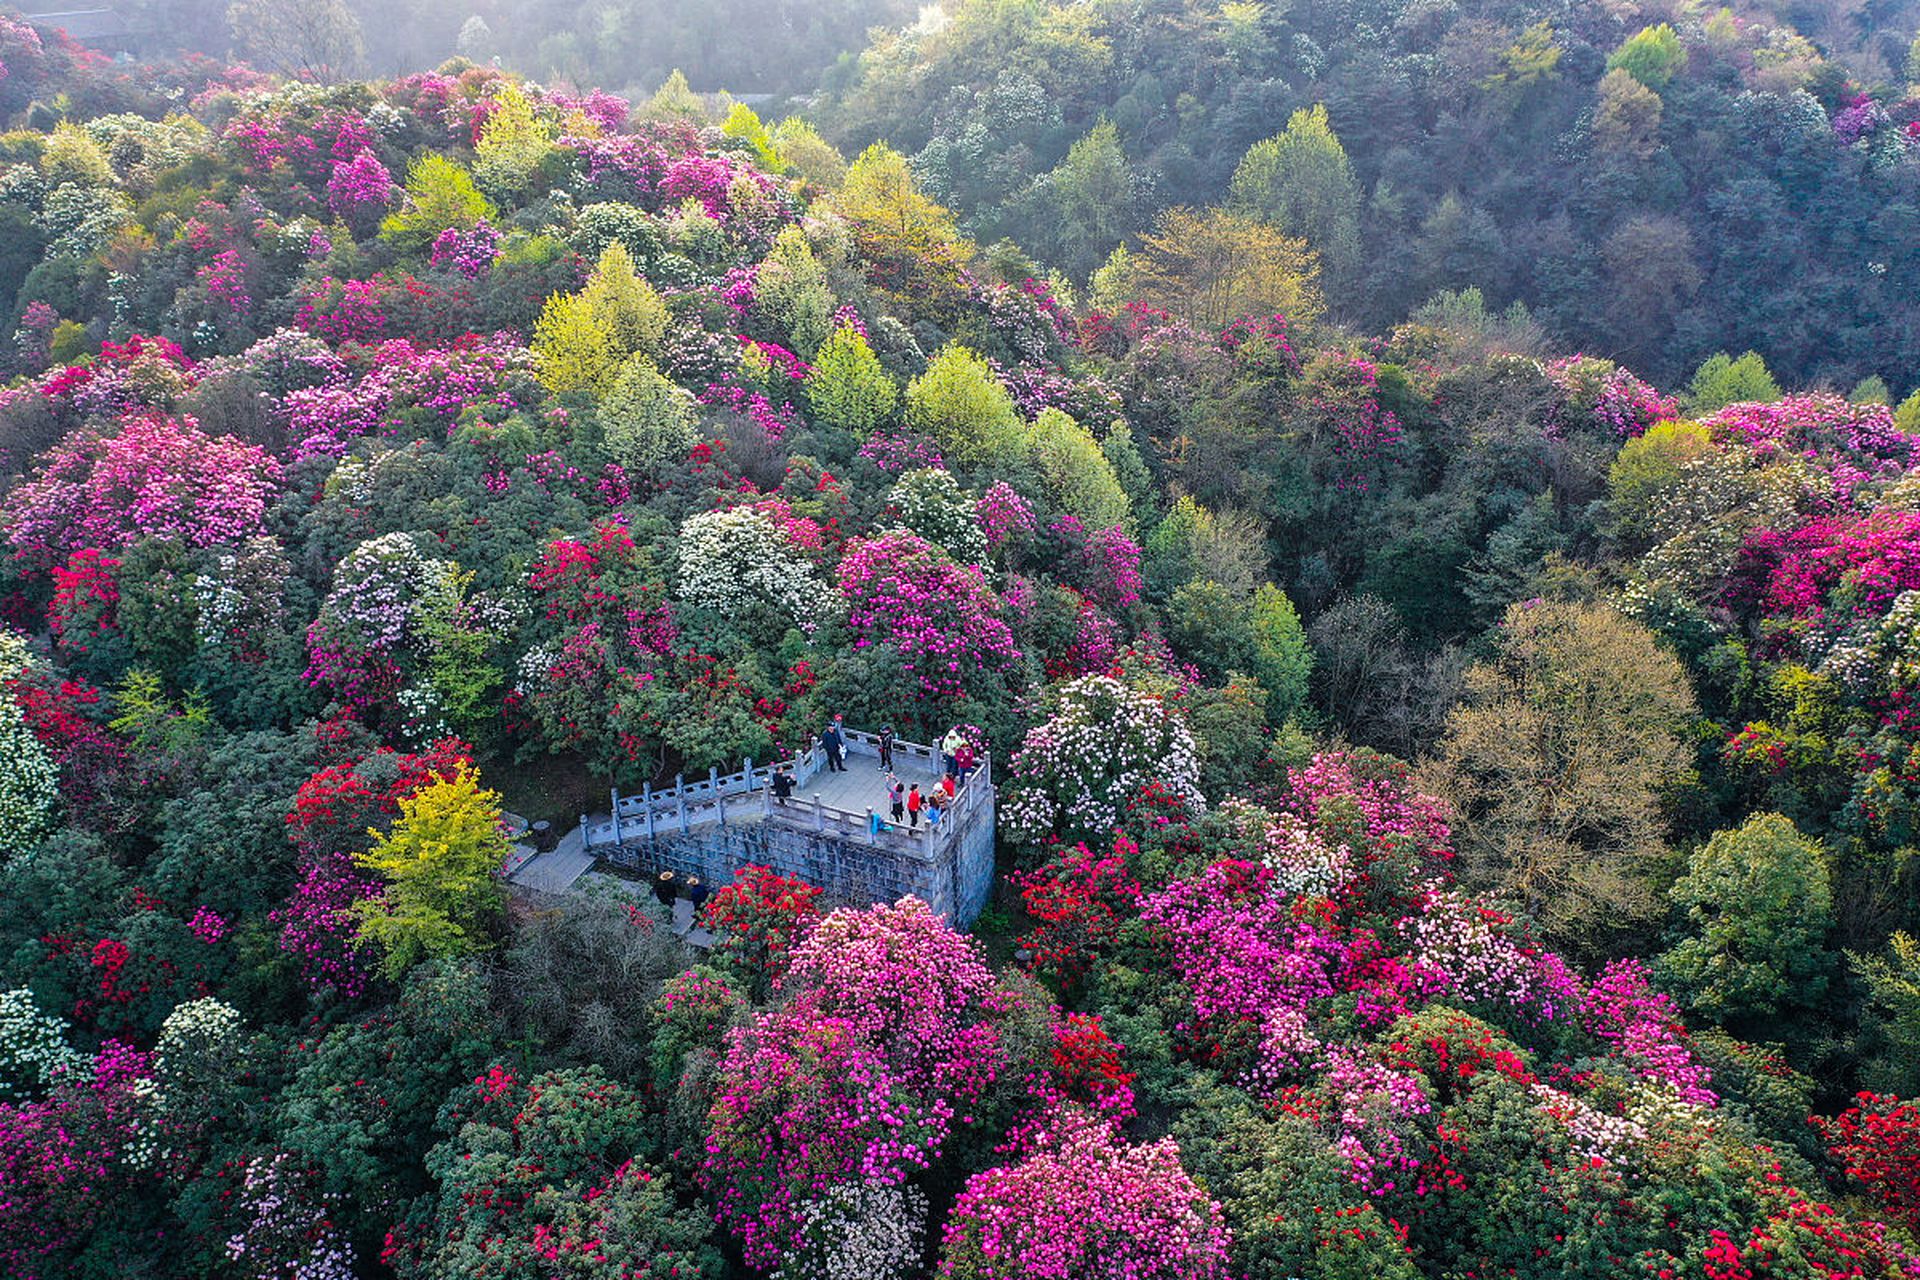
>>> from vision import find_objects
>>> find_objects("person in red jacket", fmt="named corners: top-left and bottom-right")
top-left (906, 783), bottom-right (923, 827)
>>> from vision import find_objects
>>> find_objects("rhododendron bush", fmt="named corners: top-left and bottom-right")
top-left (1, 414), bottom-right (280, 569)
top-left (1003, 673), bottom-right (1203, 848)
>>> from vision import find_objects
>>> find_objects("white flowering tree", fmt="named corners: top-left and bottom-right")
top-left (887, 467), bottom-right (986, 565)
top-left (774, 1180), bottom-right (927, 1280)
top-left (0, 630), bottom-right (60, 862)
top-left (675, 507), bottom-right (830, 631)
top-left (0, 987), bottom-right (82, 1101)
top-left (1003, 674), bottom-right (1204, 848)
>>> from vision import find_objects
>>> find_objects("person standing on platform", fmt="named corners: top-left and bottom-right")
top-left (888, 774), bottom-right (906, 824)
top-left (907, 783), bottom-right (923, 827)
top-left (877, 723), bottom-right (895, 771)
top-left (821, 718), bottom-right (846, 772)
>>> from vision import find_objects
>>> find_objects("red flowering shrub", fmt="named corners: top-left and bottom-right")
top-left (699, 865), bottom-right (823, 990)
top-left (1012, 836), bottom-right (1143, 988)
top-left (1814, 1093), bottom-right (1920, 1233)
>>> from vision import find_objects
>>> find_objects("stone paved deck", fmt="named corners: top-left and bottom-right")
top-left (788, 749), bottom-right (945, 823)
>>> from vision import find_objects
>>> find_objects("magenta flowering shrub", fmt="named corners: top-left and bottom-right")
top-left (704, 898), bottom-right (1015, 1268)
top-left (0, 414), bottom-right (281, 570)
top-left (1281, 749), bottom-right (1454, 871)
top-left (427, 220), bottom-right (502, 278)
top-left (976, 481), bottom-right (1037, 555)
top-left (1140, 860), bottom-right (1348, 1029)
top-left (702, 1008), bottom-right (941, 1267)
top-left (326, 150), bottom-right (394, 219)
top-left (1544, 354), bottom-right (1678, 439)
top-left (270, 850), bottom-right (380, 1000)
top-left (780, 897), bottom-right (1002, 1096)
top-left (1299, 352), bottom-right (1403, 489)
top-left (0, 1040), bottom-right (158, 1280)
top-left (938, 1105), bottom-right (1230, 1280)
top-left (1701, 393), bottom-right (1917, 481)
top-left (195, 248), bottom-right (252, 323)
top-left (1579, 959), bottom-right (1717, 1106)
top-left (835, 530), bottom-right (1019, 703)
top-left (856, 432), bottom-right (945, 474)
top-left (1730, 510), bottom-right (1920, 622)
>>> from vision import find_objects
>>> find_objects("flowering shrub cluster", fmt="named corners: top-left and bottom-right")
top-left (1003, 674), bottom-right (1203, 846)
top-left (1, 414), bottom-right (280, 569)
top-left (835, 530), bottom-right (1018, 704)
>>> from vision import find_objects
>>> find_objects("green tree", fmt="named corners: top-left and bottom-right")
top-left (1897, 388), bottom-right (1920, 435)
top-left (1685, 351), bottom-right (1780, 413)
top-left (1852, 375), bottom-right (1893, 405)
top-left (1027, 408), bottom-right (1130, 530)
top-left (754, 226), bottom-right (835, 358)
top-left (1043, 120), bottom-right (1140, 282)
top-left (769, 117), bottom-right (847, 191)
top-left (381, 155), bottom-right (495, 256)
top-left (1424, 600), bottom-right (1697, 951)
top-left (721, 102), bottom-right (784, 171)
top-left (352, 766), bottom-right (509, 978)
top-left (805, 325), bottom-right (897, 435)
top-left (473, 82), bottom-right (555, 202)
top-left (1248, 583), bottom-right (1312, 722)
top-left (1654, 813), bottom-right (1834, 1026)
top-left (600, 353), bottom-right (699, 473)
top-left (905, 343), bottom-right (1024, 465)
top-left (834, 142), bottom-right (971, 299)
top-left (1853, 933), bottom-right (1920, 1096)
top-left (1227, 105), bottom-right (1362, 295)
top-left (1605, 420), bottom-right (1713, 550)
top-left (1608, 23), bottom-right (1687, 89)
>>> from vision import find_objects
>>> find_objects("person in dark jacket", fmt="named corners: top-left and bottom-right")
top-left (771, 767), bottom-right (795, 805)
top-left (821, 719), bottom-right (846, 772)
top-left (877, 724), bottom-right (895, 771)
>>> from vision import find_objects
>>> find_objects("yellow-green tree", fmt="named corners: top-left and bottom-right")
top-left (770, 117), bottom-right (847, 191)
top-left (581, 243), bottom-right (667, 359)
top-left (352, 767), bottom-right (509, 979)
top-left (381, 155), bottom-right (495, 256)
top-left (1134, 207), bottom-right (1322, 330)
top-left (1027, 408), bottom-right (1130, 530)
top-left (834, 143), bottom-right (971, 302)
top-left (532, 244), bottom-right (665, 396)
top-left (473, 82), bottom-right (556, 202)
top-left (531, 292), bottom-right (616, 396)
top-left (805, 325), bottom-right (897, 435)
top-left (1421, 600), bottom-right (1697, 952)
top-left (905, 344), bottom-right (1024, 465)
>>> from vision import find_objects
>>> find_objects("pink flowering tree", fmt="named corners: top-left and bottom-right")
top-left (834, 530), bottom-right (1019, 717)
top-left (938, 1105), bottom-right (1231, 1280)
top-left (0, 414), bottom-right (281, 571)
top-left (701, 897), bottom-right (1019, 1267)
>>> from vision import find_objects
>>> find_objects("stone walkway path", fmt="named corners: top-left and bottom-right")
top-left (506, 824), bottom-right (596, 894)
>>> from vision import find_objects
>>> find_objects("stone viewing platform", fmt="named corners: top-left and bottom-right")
top-left (575, 727), bottom-right (996, 926)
